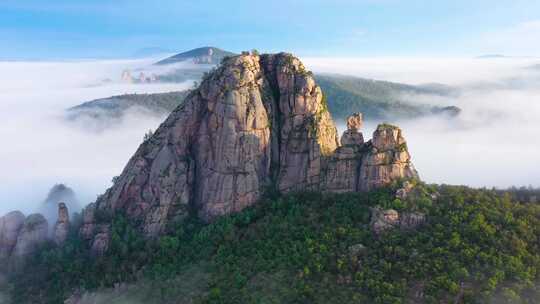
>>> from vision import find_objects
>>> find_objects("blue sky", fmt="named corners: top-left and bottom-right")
top-left (1, 0), bottom-right (540, 59)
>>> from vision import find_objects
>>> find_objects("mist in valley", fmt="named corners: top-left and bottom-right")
top-left (1, 56), bottom-right (540, 216)
top-left (0, 58), bottom-right (193, 215)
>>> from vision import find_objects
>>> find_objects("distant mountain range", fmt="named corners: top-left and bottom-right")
top-left (67, 48), bottom-right (461, 127)
top-left (476, 54), bottom-right (539, 59)
top-left (154, 47), bottom-right (236, 65)
top-left (476, 54), bottom-right (508, 59)
top-left (66, 91), bottom-right (191, 131)
top-left (316, 74), bottom-right (460, 120)
top-left (67, 75), bottom-right (459, 129)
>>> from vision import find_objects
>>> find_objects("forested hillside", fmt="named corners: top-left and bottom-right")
top-left (316, 75), bottom-right (460, 121)
top-left (7, 182), bottom-right (540, 303)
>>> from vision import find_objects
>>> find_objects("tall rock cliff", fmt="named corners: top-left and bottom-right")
top-left (39, 184), bottom-right (80, 224)
top-left (53, 203), bottom-right (70, 245)
top-left (0, 204), bottom-right (74, 262)
top-left (12, 214), bottom-right (48, 258)
top-left (359, 124), bottom-right (418, 191)
top-left (0, 211), bottom-right (25, 260)
top-left (80, 52), bottom-right (418, 252)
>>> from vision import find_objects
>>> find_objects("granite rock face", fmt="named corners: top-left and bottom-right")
top-left (80, 52), bottom-right (418, 254)
top-left (53, 203), bottom-right (70, 245)
top-left (322, 113), bottom-right (364, 193)
top-left (395, 181), bottom-right (414, 200)
top-left (340, 113), bottom-right (364, 147)
top-left (12, 214), bottom-right (48, 257)
top-left (261, 55), bottom-right (339, 192)
top-left (0, 211), bottom-right (25, 259)
top-left (358, 124), bottom-right (418, 191)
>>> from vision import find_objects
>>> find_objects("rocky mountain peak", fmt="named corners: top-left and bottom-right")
top-left (80, 52), bottom-right (418, 254)
top-left (53, 203), bottom-right (70, 245)
top-left (39, 183), bottom-right (80, 224)
top-left (12, 213), bottom-right (48, 258)
top-left (0, 211), bottom-right (25, 260)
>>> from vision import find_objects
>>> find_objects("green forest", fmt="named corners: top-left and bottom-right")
top-left (4, 182), bottom-right (540, 303)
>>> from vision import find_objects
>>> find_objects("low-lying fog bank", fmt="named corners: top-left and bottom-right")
top-left (0, 59), bottom-right (192, 215)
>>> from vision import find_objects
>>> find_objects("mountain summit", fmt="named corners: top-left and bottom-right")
top-left (81, 52), bottom-right (418, 254)
top-left (155, 46), bottom-right (236, 65)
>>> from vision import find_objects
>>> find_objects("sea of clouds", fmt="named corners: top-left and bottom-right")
top-left (0, 58), bottom-right (193, 215)
top-left (0, 56), bottom-right (539, 215)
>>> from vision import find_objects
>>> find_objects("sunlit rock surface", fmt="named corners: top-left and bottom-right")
top-left (79, 52), bottom-right (419, 254)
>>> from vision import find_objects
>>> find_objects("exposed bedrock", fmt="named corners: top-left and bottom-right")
top-left (79, 52), bottom-right (419, 254)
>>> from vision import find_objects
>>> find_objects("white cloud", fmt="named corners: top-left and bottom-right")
top-left (0, 59), bottom-right (192, 215)
top-left (2, 55), bottom-right (540, 216)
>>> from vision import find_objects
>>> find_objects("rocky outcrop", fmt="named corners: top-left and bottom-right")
top-left (80, 52), bottom-right (418, 254)
top-left (399, 212), bottom-right (427, 230)
top-left (0, 211), bottom-right (25, 259)
top-left (322, 114), bottom-right (418, 194)
top-left (53, 203), bottom-right (70, 245)
top-left (12, 214), bottom-right (48, 257)
top-left (395, 181), bottom-right (414, 200)
top-left (80, 203), bottom-right (96, 241)
top-left (0, 205), bottom-right (75, 261)
top-left (358, 124), bottom-right (418, 191)
top-left (370, 207), bottom-right (426, 235)
top-left (341, 113), bottom-right (364, 146)
top-left (322, 113), bottom-right (364, 193)
top-left (39, 184), bottom-right (80, 224)
top-left (262, 55), bottom-right (339, 193)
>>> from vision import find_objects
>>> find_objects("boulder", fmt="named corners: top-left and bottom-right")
top-left (370, 207), bottom-right (400, 234)
top-left (348, 243), bottom-right (367, 258)
top-left (370, 207), bottom-right (426, 235)
top-left (341, 113), bottom-right (364, 146)
top-left (400, 212), bottom-right (426, 230)
top-left (346, 112), bottom-right (363, 131)
top-left (395, 181), bottom-right (414, 199)
top-left (0, 211), bottom-right (25, 259)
